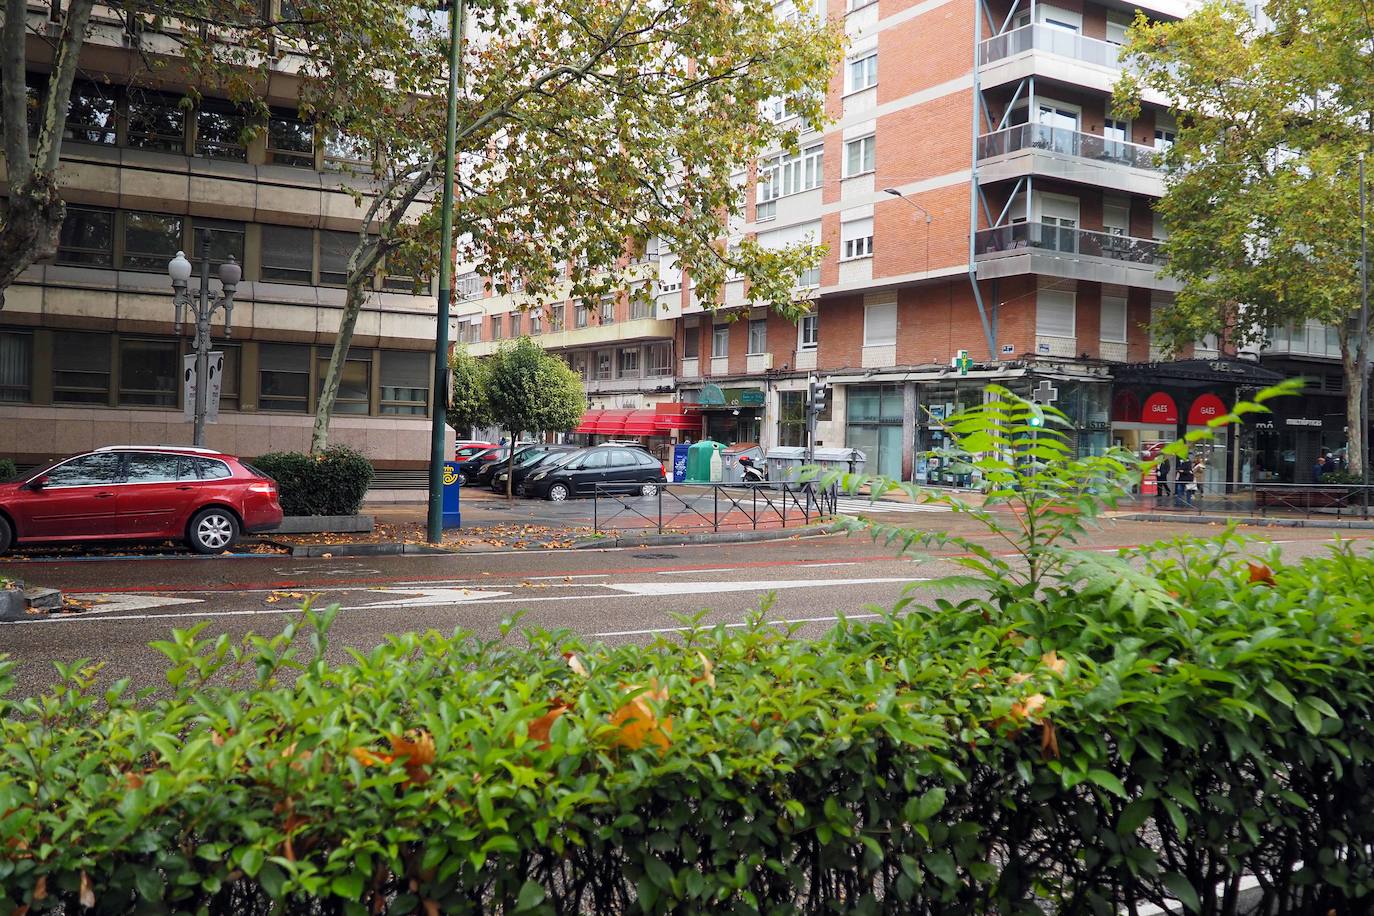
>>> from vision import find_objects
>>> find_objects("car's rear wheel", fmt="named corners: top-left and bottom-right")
top-left (188, 507), bottom-right (239, 554)
top-left (640, 483), bottom-right (660, 497)
top-left (0, 515), bottom-right (12, 555)
top-left (547, 483), bottom-right (570, 502)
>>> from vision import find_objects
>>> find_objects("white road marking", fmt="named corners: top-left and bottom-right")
top-left (72, 594), bottom-right (205, 615)
top-left (604, 577), bottom-right (922, 597)
top-left (524, 573), bottom-right (609, 581)
top-left (833, 499), bottom-right (950, 515)
top-left (589, 612), bottom-right (885, 638)
top-left (354, 587), bottom-right (512, 608)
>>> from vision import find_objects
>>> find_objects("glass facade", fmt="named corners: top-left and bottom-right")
top-left (845, 385), bottom-right (904, 479)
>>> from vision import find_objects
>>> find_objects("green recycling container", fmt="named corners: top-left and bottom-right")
top-left (685, 439), bottom-right (727, 483)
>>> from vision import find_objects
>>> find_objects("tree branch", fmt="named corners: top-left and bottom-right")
top-left (2, 0), bottom-right (33, 185)
top-left (36, 0), bottom-right (96, 174)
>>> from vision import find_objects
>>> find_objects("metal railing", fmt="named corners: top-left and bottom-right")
top-left (974, 221), bottom-right (1166, 266)
top-left (592, 482), bottom-right (837, 534)
top-left (978, 23), bottom-right (1122, 68)
top-left (977, 123), bottom-right (1164, 172)
top-left (1122, 482), bottom-right (1374, 520)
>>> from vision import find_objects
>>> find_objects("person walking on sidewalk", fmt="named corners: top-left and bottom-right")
top-left (1175, 460), bottom-right (1195, 507)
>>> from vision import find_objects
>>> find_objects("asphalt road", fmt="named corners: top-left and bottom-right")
top-left (2, 516), bottom-right (1367, 697)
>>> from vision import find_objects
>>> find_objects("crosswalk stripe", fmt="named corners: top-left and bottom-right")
top-left (832, 498), bottom-right (950, 515)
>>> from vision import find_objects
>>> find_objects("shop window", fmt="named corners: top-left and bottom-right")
top-left (192, 219), bottom-right (246, 271)
top-left (259, 343), bottom-right (311, 412)
top-left (317, 355), bottom-right (371, 414)
top-left (0, 330), bottom-right (33, 403)
top-left (122, 212), bottom-right (184, 272)
top-left (53, 331), bottom-right (111, 404)
top-left (118, 338), bottom-right (179, 406)
top-left (260, 225), bottom-right (314, 283)
top-left (64, 82), bottom-right (116, 145)
top-left (57, 206), bottom-right (115, 268)
top-left (778, 390), bottom-right (806, 447)
top-left (195, 99), bottom-right (250, 161)
top-left (380, 351), bottom-right (429, 416)
top-left (126, 89), bottom-right (187, 152)
top-left (267, 111), bottom-right (314, 167)
top-left (318, 230), bottom-right (354, 285)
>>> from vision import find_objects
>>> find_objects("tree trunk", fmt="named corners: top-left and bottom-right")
top-left (0, 178), bottom-right (64, 309)
top-left (1341, 330), bottom-right (1367, 477)
top-left (312, 284), bottom-right (367, 453)
top-left (505, 434), bottom-right (518, 499)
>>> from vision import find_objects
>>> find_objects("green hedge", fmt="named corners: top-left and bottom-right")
top-left (2, 535), bottom-right (1372, 914)
top-left (0, 458), bottom-right (16, 481)
top-left (252, 446), bottom-right (374, 516)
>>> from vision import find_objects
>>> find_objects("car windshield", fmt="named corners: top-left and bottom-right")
top-left (539, 450), bottom-right (578, 468)
top-left (512, 449), bottom-right (548, 468)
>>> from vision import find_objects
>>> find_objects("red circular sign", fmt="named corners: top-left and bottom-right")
top-left (1141, 392), bottom-right (1179, 424)
top-left (1187, 393), bottom-right (1227, 426)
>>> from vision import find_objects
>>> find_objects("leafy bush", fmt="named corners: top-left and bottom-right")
top-left (1320, 469), bottom-right (1367, 486)
top-left (253, 446), bottom-right (374, 516)
top-left (0, 458), bottom-right (16, 481)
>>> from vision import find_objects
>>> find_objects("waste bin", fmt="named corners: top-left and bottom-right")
top-left (813, 447), bottom-right (867, 477)
top-left (671, 443), bottom-right (691, 482)
top-left (685, 439), bottom-right (727, 483)
top-left (721, 442), bottom-right (764, 484)
top-left (764, 446), bottom-right (807, 482)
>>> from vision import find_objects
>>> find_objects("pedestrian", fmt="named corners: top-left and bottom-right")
top-left (1175, 459), bottom-right (1195, 507)
top-left (1155, 457), bottom-right (1172, 502)
top-left (1314, 453), bottom-right (1329, 483)
top-left (1191, 456), bottom-right (1207, 500)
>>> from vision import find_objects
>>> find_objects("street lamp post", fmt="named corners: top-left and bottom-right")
top-left (1360, 153), bottom-right (1370, 516)
top-left (883, 187), bottom-right (934, 275)
top-left (168, 238), bottom-right (239, 447)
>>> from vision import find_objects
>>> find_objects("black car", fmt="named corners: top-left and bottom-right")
top-left (454, 447), bottom-right (504, 486)
top-left (524, 446), bottom-right (665, 501)
top-left (473, 443), bottom-right (546, 489)
top-left (493, 445), bottom-right (579, 494)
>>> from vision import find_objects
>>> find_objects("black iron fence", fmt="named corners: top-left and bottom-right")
top-left (1123, 482), bottom-right (1374, 520)
top-left (592, 482), bottom-right (837, 534)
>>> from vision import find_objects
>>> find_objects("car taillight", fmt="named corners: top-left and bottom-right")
top-left (250, 483), bottom-right (275, 494)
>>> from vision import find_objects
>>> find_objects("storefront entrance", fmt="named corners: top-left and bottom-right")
top-left (845, 384), bottom-right (904, 480)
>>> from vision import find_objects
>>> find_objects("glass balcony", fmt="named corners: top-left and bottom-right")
top-left (977, 123), bottom-right (1164, 172)
top-left (978, 24), bottom-right (1122, 68)
top-left (975, 221), bottom-right (1165, 265)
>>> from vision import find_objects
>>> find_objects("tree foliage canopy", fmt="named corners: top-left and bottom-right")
top-left (484, 337), bottom-right (586, 439)
top-left (448, 346), bottom-right (492, 435)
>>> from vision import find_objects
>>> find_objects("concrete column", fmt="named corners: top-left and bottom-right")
top-left (902, 381), bottom-right (918, 481)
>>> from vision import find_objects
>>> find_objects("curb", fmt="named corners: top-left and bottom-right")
top-left (569, 525), bottom-right (835, 550)
top-left (0, 582), bottom-right (64, 621)
top-left (1116, 513), bottom-right (1374, 530)
top-left (269, 515), bottom-right (375, 535)
top-left (262, 541), bottom-right (453, 557)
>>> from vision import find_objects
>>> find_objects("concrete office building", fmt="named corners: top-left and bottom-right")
top-left (0, 2), bottom-right (448, 471)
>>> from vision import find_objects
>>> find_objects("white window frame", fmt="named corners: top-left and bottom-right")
top-left (841, 217), bottom-right (874, 261)
top-left (844, 135), bottom-right (876, 177)
top-left (748, 319), bottom-right (768, 355)
top-left (846, 0), bottom-right (876, 12)
top-left (712, 324), bottom-right (730, 358)
top-left (1100, 295), bottom-right (1128, 343)
top-left (863, 301), bottom-right (897, 347)
top-left (846, 52), bottom-right (878, 94)
top-left (757, 144), bottom-right (824, 209)
top-left (799, 313), bottom-right (819, 350)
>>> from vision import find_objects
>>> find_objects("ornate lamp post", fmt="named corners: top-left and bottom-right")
top-left (168, 237), bottom-right (239, 446)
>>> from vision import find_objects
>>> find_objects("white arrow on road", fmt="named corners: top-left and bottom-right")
top-left (352, 587), bottom-right (512, 609)
top-left (76, 594), bottom-right (206, 615)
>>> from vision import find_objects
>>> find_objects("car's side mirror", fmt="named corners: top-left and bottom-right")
top-left (26, 475), bottom-right (50, 490)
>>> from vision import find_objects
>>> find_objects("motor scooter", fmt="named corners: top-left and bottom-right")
top-left (738, 454), bottom-right (768, 484)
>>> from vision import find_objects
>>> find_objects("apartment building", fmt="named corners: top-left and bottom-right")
top-left (459, 0), bottom-right (1303, 484)
top-left (0, 4), bottom-right (448, 470)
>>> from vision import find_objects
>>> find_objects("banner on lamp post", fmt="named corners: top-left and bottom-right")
top-left (182, 352), bottom-right (226, 425)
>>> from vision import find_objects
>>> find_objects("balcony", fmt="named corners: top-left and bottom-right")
top-left (977, 24), bottom-right (1169, 102)
top-left (974, 221), bottom-right (1179, 291)
top-left (977, 123), bottom-right (1166, 196)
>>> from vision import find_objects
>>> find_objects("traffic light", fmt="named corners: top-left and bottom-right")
top-left (808, 377), bottom-right (829, 418)
top-left (1028, 404), bottom-right (1045, 429)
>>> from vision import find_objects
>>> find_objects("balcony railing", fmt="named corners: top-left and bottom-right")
top-left (978, 23), bottom-right (1122, 68)
top-left (975, 221), bottom-right (1165, 266)
top-left (977, 123), bottom-right (1164, 172)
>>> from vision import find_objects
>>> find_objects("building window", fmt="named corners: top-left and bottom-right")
top-left (1154, 126), bottom-right (1176, 153)
top-left (64, 82), bottom-right (116, 145)
top-left (216, 344), bottom-right (241, 411)
top-left (56, 207), bottom-right (114, 267)
top-left (844, 135), bottom-right (876, 177)
top-left (53, 331), bottom-right (111, 404)
top-left (490, 315), bottom-right (503, 340)
top-left (658, 252), bottom-right (683, 293)
top-left (757, 144), bottom-right (824, 211)
top-left (629, 297), bottom-right (652, 320)
top-left (618, 348), bottom-right (641, 377)
top-left (118, 338), bottom-right (179, 407)
top-left (126, 89), bottom-right (186, 153)
top-left (646, 343), bottom-right (672, 376)
top-left (1100, 295), bottom-right (1127, 343)
top-left (846, 52), bottom-right (878, 93)
top-left (712, 324), bottom-right (730, 358)
top-left (510, 311), bottom-right (522, 337)
top-left (0, 330), bottom-right (33, 403)
top-left (324, 132), bottom-right (371, 172)
top-left (317, 355), bottom-right (371, 414)
top-left (597, 351), bottom-right (613, 380)
top-left (195, 100), bottom-right (249, 161)
top-left (799, 265), bottom-right (820, 288)
top-left (551, 304), bottom-right (565, 331)
top-left (258, 343), bottom-right (311, 412)
top-left (846, 0), bottom-right (876, 11)
top-left (575, 303), bottom-right (590, 328)
top-left (455, 272), bottom-right (484, 300)
top-left (1036, 289), bottom-right (1076, 339)
top-left (800, 313), bottom-right (819, 350)
top-left (842, 217), bottom-right (875, 260)
top-left (684, 324), bottom-right (700, 359)
top-left (600, 295), bottom-right (616, 325)
top-left (260, 225), bottom-right (315, 283)
top-left (530, 310), bottom-right (543, 335)
top-left (192, 219), bottom-right (246, 271)
top-left (778, 390), bottom-right (806, 446)
top-left (748, 319), bottom-right (767, 354)
top-left (267, 111), bottom-right (314, 167)
top-left (318, 230), bottom-right (354, 285)
top-left (122, 212), bottom-right (184, 273)
top-left (380, 350), bottom-right (429, 415)
top-left (863, 300), bottom-right (897, 347)
top-left (23, 72), bottom-right (44, 140)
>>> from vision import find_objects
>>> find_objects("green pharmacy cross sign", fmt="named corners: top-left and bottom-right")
top-left (952, 350), bottom-right (974, 376)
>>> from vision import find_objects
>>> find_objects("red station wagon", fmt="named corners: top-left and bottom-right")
top-left (0, 446), bottom-right (284, 555)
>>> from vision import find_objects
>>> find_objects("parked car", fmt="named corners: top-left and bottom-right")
top-left (455, 441), bottom-right (497, 460)
top-left (524, 445), bottom-right (666, 501)
top-left (472, 442), bottom-right (542, 488)
top-left (454, 447), bottom-right (506, 485)
top-left (0, 446), bottom-right (283, 555)
top-left (494, 445), bottom-right (579, 494)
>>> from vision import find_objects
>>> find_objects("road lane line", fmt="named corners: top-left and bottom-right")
top-left (524, 573), bottom-right (610, 580)
top-left (605, 577), bottom-right (922, 597)
top-left (589, 613), bottom-right (886, 638)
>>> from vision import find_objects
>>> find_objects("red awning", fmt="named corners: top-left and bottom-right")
top-left (654, 403), bottom-right (702, 431)
top-left (592, 409), bottom-right (633, 434)
top-left (574, 410), bottom-right (603, 434)
top-left (1187, 393), bottom-right (1227, 426)
top-left (621, 410), bottom-right (660, 436)
top-left (1141, 392), bottom-right (1179, 424)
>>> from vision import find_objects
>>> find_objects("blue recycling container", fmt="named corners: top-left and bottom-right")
top-left (672, 443), bottom-right (690, 482)
top-left (441, 461), bottom-right (462, 529)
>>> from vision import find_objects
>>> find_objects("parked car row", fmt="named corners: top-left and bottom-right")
top-left (462, 443), bottom-right (666, 501)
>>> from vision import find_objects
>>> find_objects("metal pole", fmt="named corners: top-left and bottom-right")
top-left (1361, 152), bottom-right (1370, 518)
top-left (427, 0), bottom-right (465, 544)
top-left (193, 235), bottom-right (211, 447)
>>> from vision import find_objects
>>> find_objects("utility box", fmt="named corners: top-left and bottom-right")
top-left (764, 446), bottom-right (807, 482)
top-left (721, 443), bottom-right (764, 484)
top-left (685, 439), bottom-right (727, 483)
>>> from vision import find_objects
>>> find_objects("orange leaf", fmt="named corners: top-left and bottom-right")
top-left (1040, 720), bottom-right (1060, 760)
top-left (609, 687), bottom-right (672, 752)
top-left (351, 747), bottom-right (392, 767)
top-left (33, 876), bottom-right (47, 901)
top-left (390, 730), bottom-right (436, 767)
top-left (1011, 693), bottom-right (1046, 721)
top-left (564, 653), bottom-right (590, 677)
top-left (690, 651), bottom-right (715, 687)
top-left (79, 871), bottom-right (94, 909)
top-left (1041, 651), bottom-right (1066, 676)
top-left (1248, 563), bottom-right (1277, 587)
top-left (528, 705), bottom-right (569, 750)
